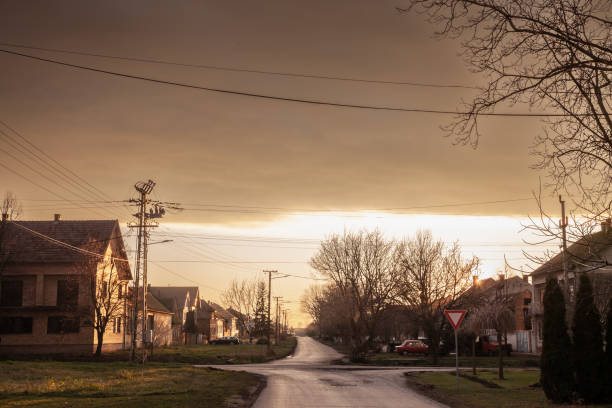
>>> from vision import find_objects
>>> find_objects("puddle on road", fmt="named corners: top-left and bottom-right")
top-left (320, 378), bottom-right (358, 387)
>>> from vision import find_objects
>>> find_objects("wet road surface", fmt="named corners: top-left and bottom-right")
top-left (198, 336), bottom-right (449, 408)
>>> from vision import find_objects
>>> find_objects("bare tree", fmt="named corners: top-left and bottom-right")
top-left (75, 242), bottom-right (127, 356)
top-left (402, 0), bottom-right (612, 213)
top-left (301, 284), bottom-right (325, 337)
top-left (222, 277), bottom-right (261, 339)
top-left (310, 230), bottom-right (399, 361)
top-left (479, 295), bottom-right (516, 379)
top-left (0, 192), bottom-right (22, 281)
top-left (395, 230), bottom-right (479, 364)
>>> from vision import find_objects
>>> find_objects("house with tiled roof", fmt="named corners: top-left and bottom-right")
top-left (148, 286), bottom-right (200, 344)
top-left (529, 218), bottom-right (612, 353)
top-left (135, 292), bottom-right (174, 347)
top-left (208, 301), bottom-right (239, 337)
top-left (0, 215), bottom-right (132, 354)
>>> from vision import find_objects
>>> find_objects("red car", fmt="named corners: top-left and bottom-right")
top-left (396, 339), bottom-right (429, 355)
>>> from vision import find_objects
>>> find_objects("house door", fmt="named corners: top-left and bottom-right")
top-left (516, 330), bottom-right (529, 352)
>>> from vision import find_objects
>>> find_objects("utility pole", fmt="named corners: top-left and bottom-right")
top-left (128, 179), bottom-right (171, 363)
top-left (559, 195), bottom-right (569, 300)
top-left (274, 296), bottom-right (283, 344)
top-left (263, 270), bottom-right (277, 354)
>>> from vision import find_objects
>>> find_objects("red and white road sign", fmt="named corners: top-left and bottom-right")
top-left (444, 309), bottom-right (467, 330)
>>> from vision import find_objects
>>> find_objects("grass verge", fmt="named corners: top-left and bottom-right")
top-left (0, 360), bottom-right (262, 408)
top-left (405, 370), bottom-right (612, 408)
top-left (0, 337), bottom-right (298, 365)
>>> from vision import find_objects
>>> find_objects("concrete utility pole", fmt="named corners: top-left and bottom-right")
top-left (559, 195), bottom-right (570, 299)
top-left (128, 180), bottom-right (172, 362)
top-left (274, 296), bottom-right (283, 344)
top-left (263, 270), bottom-right (277, 353)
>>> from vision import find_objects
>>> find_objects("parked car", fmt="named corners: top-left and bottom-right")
top-left (476, 335), bottom-right (512, 356)
top-left (420, 338), bottom-right (451, 356)
top-left (210, 336), bottom-right (240, 345)
top-left (396, 339), bottom-right (429, 355)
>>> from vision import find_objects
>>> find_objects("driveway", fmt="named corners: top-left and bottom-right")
top-left (198, 336), bottom-right (449, 408)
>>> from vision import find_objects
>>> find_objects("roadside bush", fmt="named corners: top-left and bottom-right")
top-left (572, 274), bottom-right (605, 403)
top-left (540, 278), bottom-right (574, 403)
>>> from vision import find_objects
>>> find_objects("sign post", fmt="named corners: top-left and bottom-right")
top-left (444, 309), bottom-right (467, 388)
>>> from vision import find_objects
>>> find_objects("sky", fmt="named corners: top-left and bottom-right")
top-left (0, 0), bottom-right (566, 326)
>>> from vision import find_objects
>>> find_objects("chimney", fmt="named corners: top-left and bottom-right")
top-left (1, 213), bottom-right (7, 221)
top-left (473, 275), bottom-right (479, 286)
top-left (522, 275), bottom-right (529, 283)
top-left (53, 213), bottom-right (62, 222)
top-left (601, 218), bottom-right (611, 234)
top-left (498, 273), bottom-right (505, 281)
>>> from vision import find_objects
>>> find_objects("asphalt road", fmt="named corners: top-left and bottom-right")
top-left (199, 337), bottom-right (449, 408)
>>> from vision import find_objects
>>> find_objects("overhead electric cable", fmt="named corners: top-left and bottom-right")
top-left (0, 41), bottom-right (478, 90)
top-left (0, 48), bottom-right (593, 117)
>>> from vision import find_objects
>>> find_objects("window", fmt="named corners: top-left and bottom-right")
top-left (0, 317), bottom-right (33, 334)
top-left (101, 281), bottom-right (108, 299)
top-left (47, 316), bottom-right (80, 334)
top-left (113, 317), bottom-right (122, 333)
top-left (523, 298), bottom-right (531, 306)
top-left (57, 280), bottom-right (78, 308)
top-left (1, 280), bottom-right (23, 306)
top-left (523, 308), bottom-right (532, 330)
top-left (118, 285), bottom-right (123, 299)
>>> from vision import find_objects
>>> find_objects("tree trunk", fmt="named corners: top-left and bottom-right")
top-left (497, 331), bottom-right (504, 380)
top-left (472, 338), bottom-right (476, 376)
top-left (95, 329), bottom-right (104, 356)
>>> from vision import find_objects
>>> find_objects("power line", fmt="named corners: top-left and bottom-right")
top-left (0, 42), bottom-right (479, 90)
top-left (0, 119), bottom-right (133, 220)
top-left (0, 48), bottom-right (589, 117)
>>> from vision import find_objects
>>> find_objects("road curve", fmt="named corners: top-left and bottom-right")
top-left (199, 336), bottom-right (448, 408)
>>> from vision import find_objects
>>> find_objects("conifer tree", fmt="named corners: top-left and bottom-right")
top-left (253, 281), bottom-right (268, 337)
top-left (603, 302), bottom-right (612, 402)
top-left (541, 277), bottom-right (574, 403)
top-left (572, 274), bottom-right (605, 403)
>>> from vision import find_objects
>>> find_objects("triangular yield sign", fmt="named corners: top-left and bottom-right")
top-left (444, 309), bottom-right (467, 329)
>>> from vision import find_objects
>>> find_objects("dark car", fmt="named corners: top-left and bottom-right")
top-left (396, 339), bottom-right (429, 355)
top-left (210, 336), bottom-right (240, 345)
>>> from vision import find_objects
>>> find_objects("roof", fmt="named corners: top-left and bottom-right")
top-left (531, 228), bottom-right (612, 277)
top-left (146, 292), bottom-right (173, 315)
top-left (1, 219), bottom-right (131, 279)
top-left (148, 286), bottom-right (199, 311)
top-left (208, 302), bottom-right (235, 320)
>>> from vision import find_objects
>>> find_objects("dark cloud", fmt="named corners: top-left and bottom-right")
top-left (0, 0), bottom-right (549, 223)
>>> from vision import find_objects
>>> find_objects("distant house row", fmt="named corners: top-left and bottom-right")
top-left (0, 215), bottom-right (245, 354)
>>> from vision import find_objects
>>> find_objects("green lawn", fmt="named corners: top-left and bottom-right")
top-left (0, 337), bottom-right (298, 407)
top-left (142, 337), bottom-right (297, 364)
top-left (2, 337), bottom-right (298, 365)
top-left (406, 370), bottom-right (612, 408)
top-left (0, 361), bottom-right (261, 408)
top-left (368, 353), bottom-right (539, 368)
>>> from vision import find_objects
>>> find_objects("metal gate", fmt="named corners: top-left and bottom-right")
top-left (516, 330), bottom-right (529, 352)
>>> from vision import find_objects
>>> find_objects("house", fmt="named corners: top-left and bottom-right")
top-left (208, 301), bottom-right (238, 337)
top-left (471, 275), bottom-right (533, 352)
top-left (0, 215), bottom-right (132, 354)
top-left (137, 292), bottom-right (174, 347)
top-left (196, 301), bottom-right (218, 342)
top-left (227, 307), bottom-right (251, 339)
top-left (529, 218), bottom-right (612, 353)
top-left (147, 286), bottom-right (200, 344)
